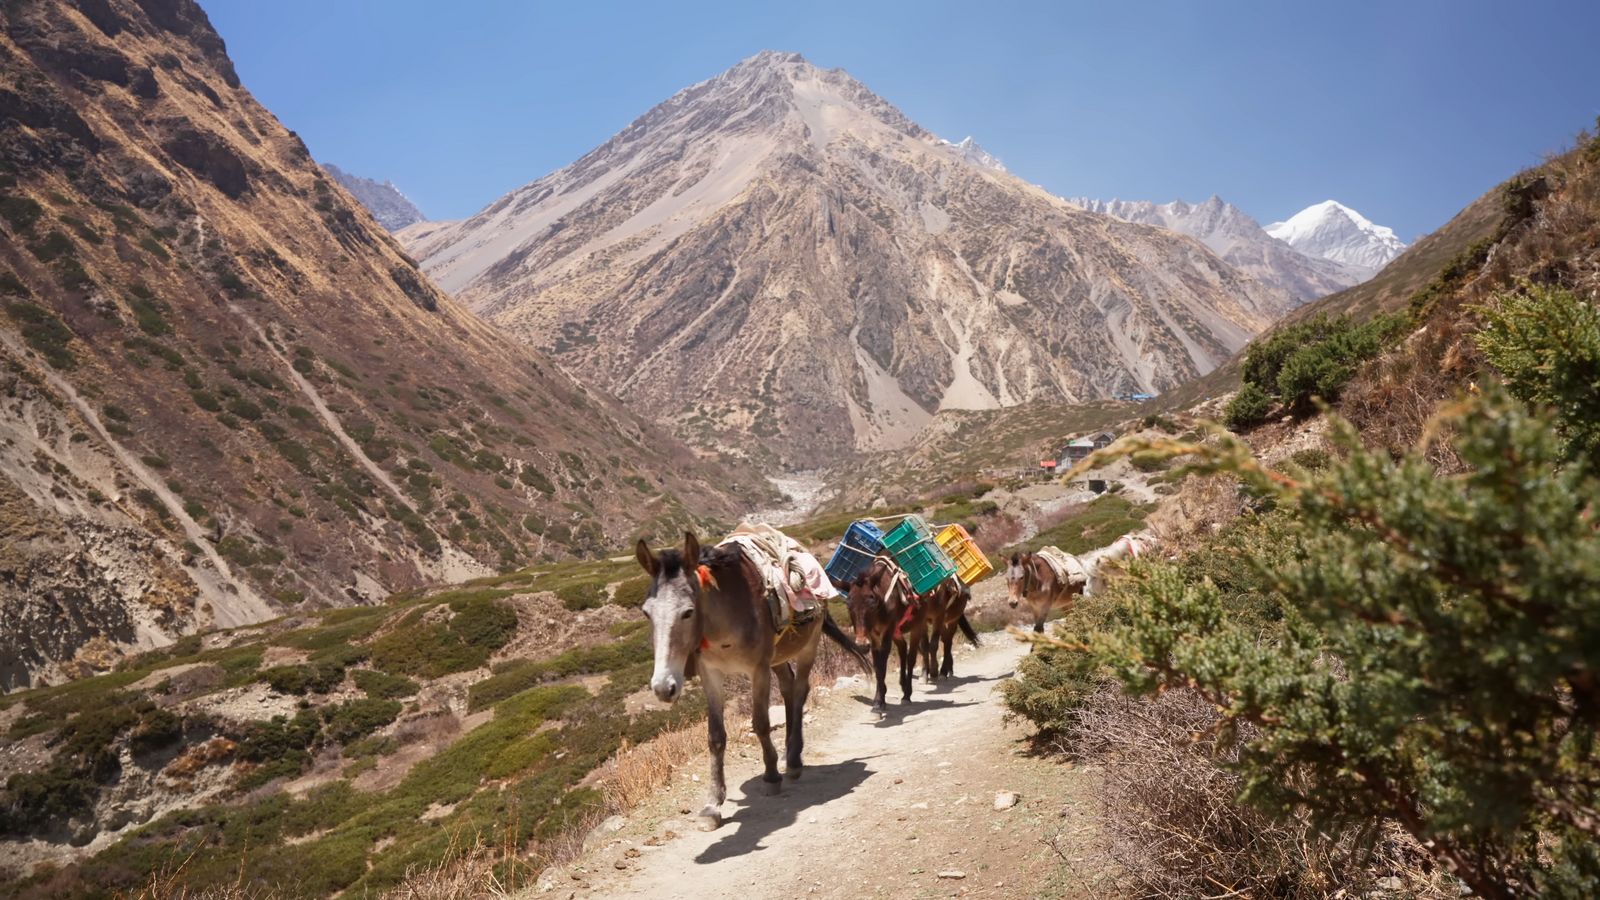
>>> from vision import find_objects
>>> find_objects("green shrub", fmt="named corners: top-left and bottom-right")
top-left (518, 466), bottom-right (555, 495)
top-left (1476, 283), bottom-right (1600, 477)
top-left (321, 698), bottom-right (401, 744)
top-left (1224, 382), bottom-right (1271, 430)
top-left (1045, 387), bottom-right (1600, 897)
top-left (4, 300), bottom-right (76, 369)
top-left (368, 595), bottom-right (517, 679)
top-left (128, 296), bottom-right (170, 336)
top-left (611, 575), bottom-right (650, 608)
top-left (1287, 448), bottom-right (1330, 471)
top-left (1239, 313), bottom-right (1402, 415)
top-left (351, 669), bottom-right (418, 700)
top-left (29, 230), bottom-right (74, 263)
top-left (261, 662), bottom-right (345, 695)
top-left (1000, 645), bottom-right (1101, 737)
top-left (226, 397), bottom-right (262, 421)
top-left (466, 633), bottom-right (650, 711)
top-left (0, 195), bottom-right (43, 231)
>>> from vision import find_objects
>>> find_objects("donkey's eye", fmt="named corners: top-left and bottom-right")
top-left (680, 609), bottom-right (694, 620)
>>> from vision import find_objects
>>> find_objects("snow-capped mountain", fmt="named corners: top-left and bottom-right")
top-left (1069, 195), bottom-right (1366, 302)
top-left (323, 163), bottom-right (426, 231)
top-left (1267, 200), bottom-right (1407, 276)
top-left (402, 51), bottom-right (1291, 464)
top-left (945, 136), bottom-right (1007, 173)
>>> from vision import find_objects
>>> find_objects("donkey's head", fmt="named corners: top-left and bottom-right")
top-left (846, 558), bottom-right (893, 645)
top-left (635, 532), bottom-right (703, 704)
top-left (1006, 552), bottom-right (1030, 608)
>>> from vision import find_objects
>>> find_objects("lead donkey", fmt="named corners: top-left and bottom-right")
top-left (636, 532), bottom-right (868, 830)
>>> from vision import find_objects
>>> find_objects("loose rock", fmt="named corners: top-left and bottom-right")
top-left (994, 791), bottom-right (1020, 810)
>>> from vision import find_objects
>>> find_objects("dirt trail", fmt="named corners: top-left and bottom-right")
top-left (543, 638), bottom-right (1104, 899)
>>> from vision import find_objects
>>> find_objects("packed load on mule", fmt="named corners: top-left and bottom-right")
top-left (824, 519), bottom-right (886, 588)
top-left (882, 515), bottom-right (959, 594)
top-left (720, 521), bottom-right (837, 630)
top-left (933, 522), bottom-right (994, 585)
top-left (634, 524), bottom-right (870, 832)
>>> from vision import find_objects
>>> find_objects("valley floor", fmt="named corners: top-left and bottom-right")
top-left (538, 612), bottom-right (1107, 899)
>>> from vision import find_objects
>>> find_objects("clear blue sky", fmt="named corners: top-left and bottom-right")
top-left (203, 0), bottom-right (1600, 241)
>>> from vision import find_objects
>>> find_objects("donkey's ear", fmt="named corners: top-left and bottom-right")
top-left (635, 538), bottom-right (660, 577)
top-left (683, 531), bottom-right (702, 566)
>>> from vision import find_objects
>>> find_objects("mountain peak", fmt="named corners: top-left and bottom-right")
top-left (323, 163), bottom-right (426, 232)
top-left (1068, 195), bottom-right (1368, 302)
top-left (947, 136), bottom-right (1008, 173)
top-left (1266, 200), bottom-right (1406, 274)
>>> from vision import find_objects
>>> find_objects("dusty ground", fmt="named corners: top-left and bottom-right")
top-left (533, 638), bottom-right (1106, 899)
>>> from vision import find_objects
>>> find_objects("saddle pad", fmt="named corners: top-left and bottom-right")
top-left (720, 522), bottom-right (836, 632)
top-left (1035, 545), bottom-right (1087, 587)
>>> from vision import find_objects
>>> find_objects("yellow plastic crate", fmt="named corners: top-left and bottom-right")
top-left (935, 523), bottom-right (994, 585)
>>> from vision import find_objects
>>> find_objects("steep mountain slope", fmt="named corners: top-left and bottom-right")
top-left (401, 51), bottom-right (1292, 466)
top-left (0, 0), bottom-right (766, 690)
top-left (1267, 200), bottom-right (1407, 276)
top-left (322, 163), bottom-right (425, 231)
top-left (1069, 195), bottom-right (1364, 302)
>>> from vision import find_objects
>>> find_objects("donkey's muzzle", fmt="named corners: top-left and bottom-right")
top-left (651, 672), bottom-right (682, 704)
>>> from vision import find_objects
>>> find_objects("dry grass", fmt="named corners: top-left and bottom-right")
top-left (1141, 472), bottom-right (1241, 557)
top-left (1069, 683), bottom-right (1456, 899)
top-left (601, 725), bottom-right (705, 811)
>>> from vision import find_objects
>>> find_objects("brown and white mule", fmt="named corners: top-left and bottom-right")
top-left (1005, 550), bottom-right (1087, 635)
top-left (920, 577), bottom-right (979, 681)
top-left (1081, 531), bottom-right (1159, 597)
top-left (636, 533), bottom-right (867, 831)
top-left (845, 556), bottom-right (928, 713)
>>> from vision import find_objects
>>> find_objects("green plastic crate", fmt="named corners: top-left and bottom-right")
top-left (882, 515), bottom-right (958, 594)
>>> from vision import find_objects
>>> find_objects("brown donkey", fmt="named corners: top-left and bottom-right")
top-left (920, 577), bottom-right (979, 681)
top-left (845, 556), bottom-right (928, 712)
top-left (1006, 550), bottom-right (1087, 635)
top-left (636, 533), bottom-right (867, 831)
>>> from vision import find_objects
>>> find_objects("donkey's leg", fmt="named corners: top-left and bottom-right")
top-left (750, 665), bottom-right (782, 794)
top-left (921, 614), bottom-right (939, 684)
top-left (698, 668), bottom-right (728, 830)
top-left (941, 625), bottom-right (956, 678)
top-left (870, 636), bottom-right (890, 713)
top-left (896, 636), bottom-right (914, 704)
top-left (785, 653), bottom-right (815, 778)
top-left (772, 662), bottom-right (800, 778)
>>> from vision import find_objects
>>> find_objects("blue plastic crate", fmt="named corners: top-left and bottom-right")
top-left (824, 520), bottom-right (885, 587)
top-left (883, 515), bottom-right (958, 594)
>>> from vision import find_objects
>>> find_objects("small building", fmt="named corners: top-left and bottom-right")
top-left (1059, 431), bottom-right (1118, 467)
top-left (1038, 459), bottom-right (1057, 476)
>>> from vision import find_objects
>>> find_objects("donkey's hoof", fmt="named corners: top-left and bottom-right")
top-left (696, 809), bottom-right (722, 831)
top-left (784, 766), bottom-right (803, 781)
top-left (760, 777), bottom-right (782, 796)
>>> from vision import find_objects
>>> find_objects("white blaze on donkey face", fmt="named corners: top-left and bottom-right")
top-left (1006, 556), bottom-right (1026, 608)
top-left (635, 537), bottom-right (701, 704)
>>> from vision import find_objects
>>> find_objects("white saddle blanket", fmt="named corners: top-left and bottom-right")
top-left (1035, 545), bottom-right (1087, 587)
top-left (720, 522), bottom-right (839, 617)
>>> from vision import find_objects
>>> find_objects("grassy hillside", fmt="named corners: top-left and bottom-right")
top-left (0, 556), bottom-right (692, 897)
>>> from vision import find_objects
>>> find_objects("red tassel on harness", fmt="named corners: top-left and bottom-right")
top-left (893, 602), bottom-right (918, 640)
top-left (695, 566), bottom-right (716, 651)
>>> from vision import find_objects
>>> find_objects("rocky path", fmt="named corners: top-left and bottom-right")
top-left (539, 638), bottom-right (1105, 899)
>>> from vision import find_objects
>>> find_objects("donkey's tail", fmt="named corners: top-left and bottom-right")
top-left (956, 613), bottom-right (981, 648)
top-left (822, 609), bottom-right (872, 674)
